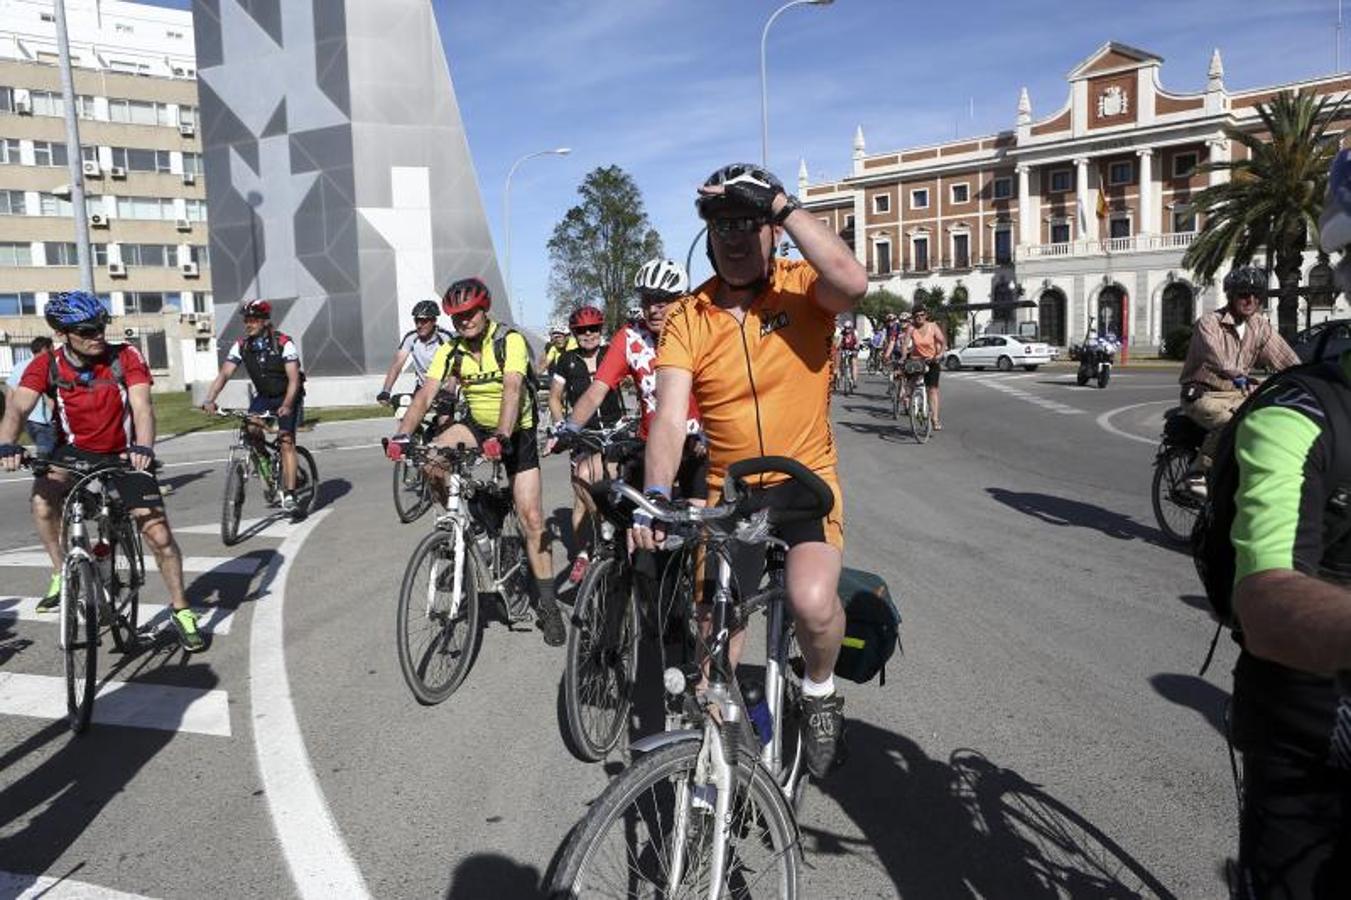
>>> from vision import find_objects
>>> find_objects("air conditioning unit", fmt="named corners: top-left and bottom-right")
top-left (14, 99), bottom-right (31, 115)
top-left (181, 171), bottom-right (196, 186)
top-left (180, 261), bottom-right (199, 278)
top-left (89, 213), bottom-right (108, 229)
top-left (82, 160), bottom-right (102, 178)
top-left (175, 218), bottom-right (191, 232)
top-left (107, 261), bottom-right (126, 277)
top-left (109, 166), bottom-right (127, 179)
top-left (195, 320), bottom-right (212, 334)
top-left (178, 122), bottom-right (195, 137)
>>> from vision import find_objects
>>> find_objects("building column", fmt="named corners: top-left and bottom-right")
top-left (1017, 164), bottom-right (1033, 249)
top-left (1136, 148), bottom-right (1154, 236)
top-left (1075, 157), bottom-right (1094, 242)
top-left (1207, 136), bottom-right (1230, 187)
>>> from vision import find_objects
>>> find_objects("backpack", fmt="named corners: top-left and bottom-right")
top-left (46, 345), bottom-right (126, 397)
top-left (1191, 360), bottom-right (1351, 646)
top-left (445, 325), bottom-right (541, 419)
top-left (834, 566), bottom-right (902, 685)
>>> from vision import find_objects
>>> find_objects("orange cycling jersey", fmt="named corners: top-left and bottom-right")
top-left (657, 258), bottom-right (838, 489)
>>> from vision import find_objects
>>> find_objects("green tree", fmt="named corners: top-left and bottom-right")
top-left (912, 284), bottom-right (961, 342)
top-left (857, 288), bottom-right (909, 324)
top-left (1182, 89), bottom-right (1343, 338)
top-left (547, 165), bottom-right (663, 329)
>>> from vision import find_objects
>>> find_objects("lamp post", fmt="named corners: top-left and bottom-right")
top-left (54, 0), bottom-right (94, 292)
top-left (504, 147), bottom-right (571, 327)
top-left (760, 0), bottom-right (834, 168)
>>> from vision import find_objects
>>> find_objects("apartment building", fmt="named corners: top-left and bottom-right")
top-left (801, 42), bottom-right (1351, 351)
top-left (0, 0), bottom-right (213, 390)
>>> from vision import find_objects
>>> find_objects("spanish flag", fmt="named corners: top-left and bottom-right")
top-left (1096, 189), bottom-right (1108, 219)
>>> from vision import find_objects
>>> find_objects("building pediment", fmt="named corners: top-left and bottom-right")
top-left (1069, 41), bottom-right (1162, 80)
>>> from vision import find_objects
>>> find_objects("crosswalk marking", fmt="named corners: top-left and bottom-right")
top-left (970, 376), bottom-right (1084, 415)
top-left (176, 517), bottom-right (298, 539)
top-left (0, 672), bottom-right (232, 737)
top-left (0, 871), bottom-right (156, 899)
top-left (0, 596), bottom-right (236, 636)
top-left (0, 552), bottom-right (263, 576)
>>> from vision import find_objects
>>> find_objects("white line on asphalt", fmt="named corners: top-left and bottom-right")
top-left (0, 552), bottom-right (263, 576)
top-left (247, 509), bottom-right (372, 899)
top-left (0, 672), bottom-right (231, 736)
top-left (1096, 400), bottom-right (1171, 446)
top-left (176, 517), bottom-right (298, 540)
top-left (0, 596), bottom-right (236, 635)
top-left (969, 376), bottom-right (1084, 415)
top-left (0, 870), bottom-right (155, 899)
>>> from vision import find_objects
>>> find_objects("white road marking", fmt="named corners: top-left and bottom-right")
top-left (0, 552), bottom-right (263, 576)
top-left (969, 377), bottom-right (1084, 415)
top-left (0, 672), bottom-right (231, 737)
top-left (0, 871), bottom-right (155, 899)
top-left (248, 509), bottom-right (372, 899)
top-left (1097, 401), bottom-right (1172, 446)
top-left (0, 596), bottom-right (236, 635)
top-left (176, 517), bottom-right (298, 539)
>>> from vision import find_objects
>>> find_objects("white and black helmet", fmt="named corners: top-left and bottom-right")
top-left (634, 258), bottom-right (689, 298)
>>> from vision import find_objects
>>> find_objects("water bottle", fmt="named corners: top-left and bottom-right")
top-left (743, 681), bottom-right (773, 747)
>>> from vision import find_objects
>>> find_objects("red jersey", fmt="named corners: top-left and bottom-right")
top-left (595, 322), bottom-right (700, 439)
top-left (21, 344), bottom-right (152, 454)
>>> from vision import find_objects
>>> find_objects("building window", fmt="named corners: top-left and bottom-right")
top-left (0, 190), bottom-right (25, 215)
top-left (108, 98), bottom-right (171, 126)
top-left (994, 226), bottom-right (1013, 265)
top-left (910, 188), bottom-right (930, 210)
top-left (29, 90), bottom-right (63, 117)
top-left (45, 242), bottom-right (82, 266)
top-left (191, 244), bottom-right (210, 267)
top-left (182, 152), bottom-right (203, 176)
top-left (874, 240), bottom-right (892, 275)
top-left (912, 235), bottom-right (930, 271)
top-left (116, 196), bottom-right (176, 220)
top-left (33, 141), bottom-right (69, 167)
top-left (1173, 152), bottom-right (1198, 179)
top-left (950, 183), bottom-right (970, 204)
top-left (179, 106), bottom-right (198, 128)
top-left (1108, 161), bottom-right (1133, 186)
top-left (1049, 169), bottom-right (1072, 193)
top-left (992, 177), bottom-right (1013, 200)
top-left (38, 193), bottom-right (73, 217)
top-left (872, 193), bottom-right (891, 214)
top-left (0, 139), bottom-right (19, 164)
top-left (0, 242), bottom-right (34, 266)
top-left (952, 232), bottom-right (971, 269)
top-left (0, 292), bottom-right (37, 315)
top-left (1108, 216), bottom-right (1131, 239)
top-left (122, 244), bottom-right (177, 267)
top-left (111, 147), bottom-right (172, 173)
top-left (123, 292), bottom-right (165, 314)
top-left (0, 87), bottom-right (12, 113)
top-left (1172, 205), bottom-right (1197, 233)
top-left (75, 95), bottom-right (96, 119)
top-left (184, 199), bottom-right (207, 222)
top-left (115, 22), bottom-right (135, 34)
top-left (167, 30), bottom-right (184, 39)
top-left (1050, 220), bottom-right (1071, 244)
top-left (843, 213), bottom-right (855, 230)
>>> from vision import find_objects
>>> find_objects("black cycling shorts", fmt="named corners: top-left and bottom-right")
top-left (465, 421), bottom-right (539, 478)
top-left (924, 361), bottom-right (941, 388)
top-left (48, 445), bottom-right (164, 510)
top-left (618, 440), bottom-right (710, 502)
top-left (1237, 752), bottom-right (1351, 899)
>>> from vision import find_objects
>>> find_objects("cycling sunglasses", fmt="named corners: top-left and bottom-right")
top-left (573, 324), bottom-right (603, 335)
top-left (414, 316), bottom-right (436, 324)
top-left (69, 323), bottom-right (107, 338)
top-left (708, 216), bottom-right (767, 237)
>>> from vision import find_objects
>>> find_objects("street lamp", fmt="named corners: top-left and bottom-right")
top-left (761, 0), bottom-right (834, 168)
top-left (504, 147), bottom-right (571, 327)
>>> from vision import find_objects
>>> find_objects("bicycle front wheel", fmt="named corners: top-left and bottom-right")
top-left (396, 529), bottom-right (482, 704)
top-left (220, 459), bottom-right (246, 546)
top-left (107, 517), bottom-right (142, 653)
top-left (1151, 446), bottom-right (1199, 545)
top-left (552, 738), bottom-right (800, 899)
top-left (292, 446), bottom-right (320, 515)
top-left (392, 457), bottom-right (432, 523)
top-left (63, 555), bottom-right (99, 733)
top-left (913, 393), bottom-right (932, 444)
top-left (564, 556), bottom-right (639, 761)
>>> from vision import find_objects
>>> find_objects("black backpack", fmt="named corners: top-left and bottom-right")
top-left (834, 567), bottom-right (902, 685)
top-left (1191, 360), bottom-right (1351, 644)
top-left (445, 325), bottom-right (541, 419)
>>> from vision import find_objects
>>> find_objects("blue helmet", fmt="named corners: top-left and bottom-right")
top-left (1320, 149), bottom-right (1351, 253)
top-left (44, 290), bottom-right (109, 331)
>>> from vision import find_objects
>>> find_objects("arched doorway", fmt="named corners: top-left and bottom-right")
top-left (1160, 281), bottom-right (1195, 338)
top-left (1038, 288), bottom-right (1067, 346)
top-left (1097, 285), bottom-right (1126, 341)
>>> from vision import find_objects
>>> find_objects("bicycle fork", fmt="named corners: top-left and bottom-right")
top-left (429, 476), bottom-right (470, 622)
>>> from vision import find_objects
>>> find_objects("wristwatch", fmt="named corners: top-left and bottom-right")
top-left (772, 194), bottom-right (801, 226)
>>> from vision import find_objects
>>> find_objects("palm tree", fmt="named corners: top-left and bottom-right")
top-left (1182, 89), bottom-right (1343, 338)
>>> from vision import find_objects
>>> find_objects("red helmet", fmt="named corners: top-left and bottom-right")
top-left (569, 305), bottom-right (605, 331)
top-left (442, 277), bottom-right (492, 316)
top-left (242, 299), bottom-right (272, 319)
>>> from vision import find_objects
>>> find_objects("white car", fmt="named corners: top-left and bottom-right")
top-left (942, 334), bottom-right (1054, 372)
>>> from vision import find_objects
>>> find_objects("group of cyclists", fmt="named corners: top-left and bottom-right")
top-left (832, 305), bottom-right (948, 430)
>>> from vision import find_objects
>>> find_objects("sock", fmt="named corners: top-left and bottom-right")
top-left (535, 577), bottom-right (555, 607)
top-left (801, 674), bottom-right (836, 698)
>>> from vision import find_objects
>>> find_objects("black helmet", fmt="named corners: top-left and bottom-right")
top-left (1222, 265), bottom-right (1267, 298)
top-left (412, 300), bottom-right (439, 319)
top-left (695, 163), bottom-right (784, 220)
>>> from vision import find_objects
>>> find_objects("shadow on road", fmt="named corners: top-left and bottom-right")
top-left (445, 852), bottom-right (545, 899)
top-left (160, 468), bottom-right (212, 492)
top-left (986, 487), bottom-right (1184, 554)
top-left (810, 723), bottom-right (1178, 898)
top-left (838, 419), bottom-right (917, 443)
top-left (1149, 672), bottom-right (1229, 737)
top-left (312, 476), bottom-right (351, 512)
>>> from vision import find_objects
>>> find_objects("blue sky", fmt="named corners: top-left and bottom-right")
top-left (151, 0), bottom-right (1347, 327)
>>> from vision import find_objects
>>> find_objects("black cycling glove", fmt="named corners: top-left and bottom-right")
top-left (721, 178), bottom-right (781, 219)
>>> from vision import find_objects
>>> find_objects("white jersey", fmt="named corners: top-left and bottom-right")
top-left (398, 327), bottom-right (455, 385)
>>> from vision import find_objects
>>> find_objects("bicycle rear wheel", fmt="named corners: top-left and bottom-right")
top-left (63, 555), bottom-right (98, 733)
top-left (1151, 446), bottom-right (1199, 545)
top-left (220, 459), bottom-right (246, 546)
top-left (397, 529), bottom-right (483, 704)
top-left (913, 393), bottom-right (932, 444)
top-left (564, 556), bottom-right (640, 761)
top-left (292, 446), bottom-right (320, 515)
top-left (552, 738), bottom-right (800, 899)
top-left (891, 379), bottom-right (903, 419)
top-left (106, 517), bottom-right (142, 653)
top-left (392, 457), bottom-right (432, 523)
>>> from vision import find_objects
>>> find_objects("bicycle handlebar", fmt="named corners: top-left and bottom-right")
top-left (21, 453), bottom-right (161, 477)
top-left (214, 409), bottom-right (278, 423)
top-left (723, 456), bottom-right (835, 525)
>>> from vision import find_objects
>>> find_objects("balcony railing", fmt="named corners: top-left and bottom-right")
top-left (1017, 231), bottom-right (1196, 261)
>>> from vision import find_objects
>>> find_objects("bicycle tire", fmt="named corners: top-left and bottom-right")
top-left (106, 517), bottom-right (142, 654)
top-left (396, 529), bottom-right (483, 704)
top-left (220, 459), bottom-right (246, 546)
top-left (495, 509), bottom-right (532, 621)
top-left (63, 555), bottom-right (98, 734)
top-left (564, 556), bottom-right (640, 762)
top-left (913, 392), bottom-right (932, 444)
top-left (292, 446), bottom-right (319, 514)
top-left (1151, 446), bottom-right (1199, 545)
top-left (392, 457), bottom-right (432, 524)
top-left (552, 738), bottom-right (800, 899)
top-left (891, 379), bottom-right (903, 420)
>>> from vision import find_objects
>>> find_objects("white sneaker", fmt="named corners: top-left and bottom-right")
top-left (1184, 474), bottom-right (1208, 500)
top-left (280, 492), bottom-right (297, 512)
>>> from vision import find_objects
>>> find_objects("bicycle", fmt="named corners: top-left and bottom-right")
top-left (551, 457), bottom-right (834, 899)
top-left (22, 453), bottom-right (147, 733)
top-left (389, 440), bottom-right (531, 704)
top-left (835, 350), bottom-right (857, 396)
top-left (215, 409), bottom-right (319, 545)
top-left (387, 391), bottom-right (457, 524)
top-left (1151, 406), bottom-right (1207, 544)
top-left (899, 358), bottom-right (933, 443)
